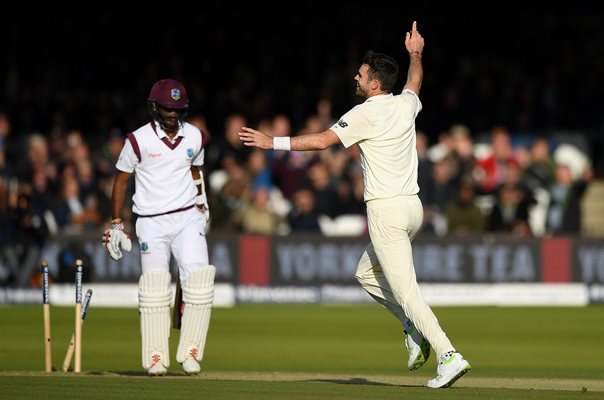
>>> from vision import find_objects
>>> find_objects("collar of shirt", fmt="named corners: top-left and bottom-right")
top-left (152, 121), bottom-right (185, 142)
top-left (365, 93), bottom-right (393, 103)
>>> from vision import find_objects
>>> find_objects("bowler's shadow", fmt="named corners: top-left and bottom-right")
top-left (306, 377), bottom-right (418, 388)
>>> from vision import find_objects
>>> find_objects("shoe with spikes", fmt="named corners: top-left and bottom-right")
top-left (426, 351), bottom-right (471, 388)
top-left (147, 353), bottom-right (167, 376)
top-left (404, 320), bottom-right (430, 370)
top-left (182, 347), bottom-right (201, 375)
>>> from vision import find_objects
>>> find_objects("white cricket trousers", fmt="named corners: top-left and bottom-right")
top-left (355, 194), bottom-right (454, 358)
top-left (135, 207), bottom-right (209, 284)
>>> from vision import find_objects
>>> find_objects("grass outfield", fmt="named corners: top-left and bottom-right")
top-left (0, 304), bottom-right (603, 399)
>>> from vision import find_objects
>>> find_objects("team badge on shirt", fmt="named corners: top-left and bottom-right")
top-left (337, 119), bottom-right (348, 128)
top-left (171, 88), bottom-right (181, 101)
top-left (187, 148), bottom-right (194, 158)
top-left (140, 242), bottom-right (150, 253)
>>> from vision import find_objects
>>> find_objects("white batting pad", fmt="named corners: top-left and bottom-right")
top-left (176, 265), bottom-right (215, 363)
top-left (138, 270), bottom-right (172, 369)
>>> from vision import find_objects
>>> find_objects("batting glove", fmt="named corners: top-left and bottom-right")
top-left (101, 218), bottom-right (132, 261)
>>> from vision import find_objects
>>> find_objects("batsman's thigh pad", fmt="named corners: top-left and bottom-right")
top-left (171, 208), bottom-right (209, 282)
top-left (138, 270), bottom-right (172, 369)
top-left (176, 265), bottom-right (215, 363)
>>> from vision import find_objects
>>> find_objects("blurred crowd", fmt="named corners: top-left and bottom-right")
top-left (0, 107), bottom-right (595, 243)
top-left (0, 106), bottom-right (597, 286)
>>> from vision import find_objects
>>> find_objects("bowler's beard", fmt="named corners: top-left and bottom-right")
top-left (355, 83), bottom-right (368, 98)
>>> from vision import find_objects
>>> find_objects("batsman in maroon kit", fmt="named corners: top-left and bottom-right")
top-left (102, 79), bottom-right (214, 376)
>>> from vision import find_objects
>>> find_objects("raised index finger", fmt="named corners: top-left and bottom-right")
top-left (412, 21), bottom-right (417, 32)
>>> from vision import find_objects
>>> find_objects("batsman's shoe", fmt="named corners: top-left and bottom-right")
top-left (404, 321), bottom-right (430, 370)
top-left (426, 351), bottom-right (471, 389)
top-left (182, 357), bottom-right (201, 375)
top-left (147, 362), bottom-right (167, 376)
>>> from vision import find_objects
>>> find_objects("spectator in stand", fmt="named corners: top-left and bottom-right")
top-left (64, 130), bottom-right (90, 169)
top-left (205, 113), bottom-right (249, 171)
top-left (426, 130), bottom-right (452, 163)
top-left (5, 190), bottom-right (49, 286)
top-left (0, 113), bottom-right (19, 178)
top-left (495, 158), bottom-right (536, 209)
top-left (523, 137), bottom-right (555, 192)
top-left (188, 113), bottom-right (212, 145)
top-left (95, 128), bottom-right (126, 178)
top-left (448, 124), bottom-right (476, 185)
top-left (272, 150), bottom-right (317, 199)
top-left (21, 133), bottom-right (59, 192)
top-left (0, 179), bottom-right (15, 271)
top-left (487, 183), bottom-right (532, 237)
top-left (210, 163), bottom-right (250, 232)
top-left (546, 163), bottom-right (593, 235)
top-left (287, 188), bottom-right (321, 232)
top-left (335, 176), bottom-right (366, 215)
top-left (0, 114), bottom-right (13, 179)
top-left (446, 183), bottom-right (486, 236)
top-left (316, 98), bottom-right (335, 129)
top-left (20, 134), bottom-right (59, 234)
top-left (234, 187), bottom-right (283, 235)
top-left (53, 173), bottom-right (101, 232)
top-left (75, 158), bottom-right (98, 202)
top-left (246, 148), bottom-right (273, 191)
top-left (304, 162), bottom-right (339, 218)
top-left (473, 125), bottom-right (516, 194)
top-left (487, 157), bottom-right (535, 237)
top-left (422, 156), bottom-right (459, 236)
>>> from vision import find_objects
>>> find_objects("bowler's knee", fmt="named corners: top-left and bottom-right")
top-left (355, 268), bottom-right (370, 285)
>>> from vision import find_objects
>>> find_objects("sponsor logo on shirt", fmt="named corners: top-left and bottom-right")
top-left (337, 119), bottom-right (348, 128)
top-left (148, 153), bottom-right (162, 158)
top-left (187, 148), bottom-right (194, 158)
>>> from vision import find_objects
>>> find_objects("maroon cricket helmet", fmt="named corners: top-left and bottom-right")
top-left (148, 79), bottom-right (189, 110)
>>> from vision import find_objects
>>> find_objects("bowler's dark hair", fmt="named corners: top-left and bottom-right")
top-left (363, 50), bottom-right (399, 92)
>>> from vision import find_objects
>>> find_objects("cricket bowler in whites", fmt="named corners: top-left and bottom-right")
top-left (102, 79), bottom-right (215, 376)
top-left (239, 21), bottom-right (470, 388)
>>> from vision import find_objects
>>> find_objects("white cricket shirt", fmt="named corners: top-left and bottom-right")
top-left (116, 121), bottom-right (206, 216)
top-left (331, 89), bottom-right (422, 201)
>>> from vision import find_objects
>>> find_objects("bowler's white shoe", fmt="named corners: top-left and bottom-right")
top-left (404, 321), bottom-right (430, 370)
top-left (426, 351), bottom-right (471, 388)
top-left (147, 362), bottom-right (167, 376)
top-left (182, 357), bottom-right (201, 375)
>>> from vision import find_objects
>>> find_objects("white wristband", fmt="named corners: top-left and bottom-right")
top-left (273, 136), bottom-right (291, 151)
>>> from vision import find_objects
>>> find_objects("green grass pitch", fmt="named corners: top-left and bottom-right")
top-left (1, 304), bottom-right (603, 399)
